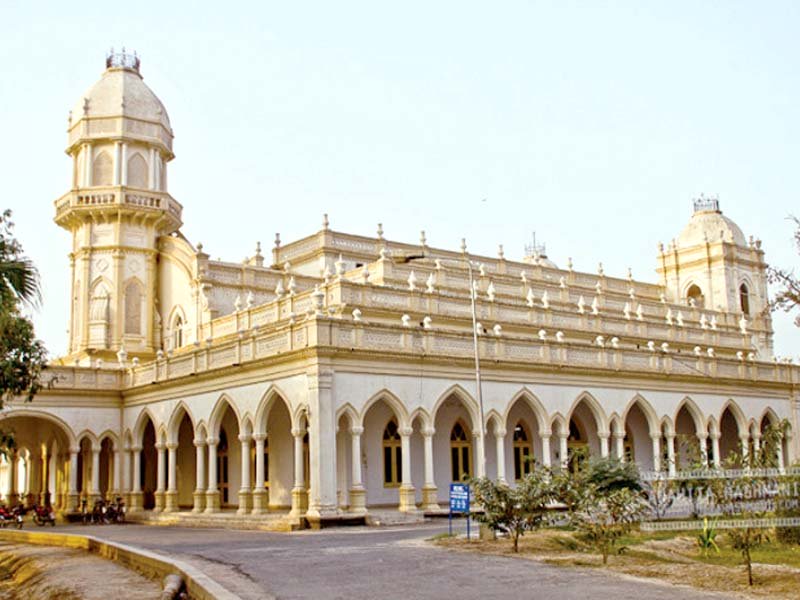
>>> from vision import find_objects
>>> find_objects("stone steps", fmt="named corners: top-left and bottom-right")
top-left (127, 510), bottom-right (298, 532)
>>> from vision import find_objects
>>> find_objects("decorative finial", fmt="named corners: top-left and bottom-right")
top-left (322, 213), bottom-right (329, 231)
top-left (255, 241), bottom-right (262, 258)
top-left (420, 230), bottom-right (427, 247)
top-left (498, 244), bottom-right (505, 260)
top-left (567, 257), bottom-right (573, 271)
top-left (274, 233), bottom-right (281, 249)
top-left (196, 242), bottom-right (204, 253)
top-left (460, 238), bottom-right (467, 254)
top-left (377, 223), bottom-right (384, 240)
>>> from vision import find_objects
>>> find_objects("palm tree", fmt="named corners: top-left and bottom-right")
top-left (0, 210), bottom-right (41, 309)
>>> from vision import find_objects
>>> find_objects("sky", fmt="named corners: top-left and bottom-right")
top-left (1, 1), bottom-right (799, 357)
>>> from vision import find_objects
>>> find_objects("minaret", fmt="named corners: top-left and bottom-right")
top-left (54, 50), bottom-right (183, 364)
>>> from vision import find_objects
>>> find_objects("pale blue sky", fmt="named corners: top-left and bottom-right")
top-left (2, 1), bottom-right (799, 356)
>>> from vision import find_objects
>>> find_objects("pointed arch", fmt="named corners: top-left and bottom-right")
top-left (719, 400), bottom-right (747, 436)
top-left (360, 389), bottom-right (410, 430)
top-left (659, 416), bottom-right (675, 436)
top-left (609, 414), bottom-right (624, 436)
top-left (195, 422), bottom-right (208, 444)
top-left (167, 305), bottom-right (187, 350)
top-left (76, 429), bottom-right (100, 450)
top-left (549, 413), bottom-right (568, 436)
top-left (504, 388), bottom-right (548, 435)
top-left (123, 429), bottom-right (134, 451)
top-left (92, 150), bottom-right (113, 186)
top-left (127, 152), bottom-right (148, 188)
top-left (97, 429), bottom-right (119, 447)
top-left (621, 394), bottom-right (659, 436)
top-left (431, 384), bottom-right (479, 431)
top-left (167, 401), bottom-right (197, 445)
top-left (208, 394), bottom-right (242, 440)
top-left (673, 397), bottom-right (706, 436)
top-left (408, 407), bottom-right (432, 431)
top-left (133, 408), bottom-right (158, 447)
top-left (240, 414), bottom-right (254, 436)
top-left (335, 403), bottom-right (359, 429)
top-left (567, 392), bottom-right (609, 435)
top-left (485, 410), bottom-right (504, 435)
top-left (293, 405), bottom-right (309, 431)
top-left (254, 384), bottom-right (293, 435)
top-left (706, 417), bottom-right (719, 438)
top-left (0, 408), bottom-right (77, 449)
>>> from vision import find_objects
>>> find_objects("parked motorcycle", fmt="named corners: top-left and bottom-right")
top-left (106, 497), bottom-right (126, 524)
top-left (31, 503), bottom-right (56, 527)
top-left (0, 504), bottom-right (25, 529)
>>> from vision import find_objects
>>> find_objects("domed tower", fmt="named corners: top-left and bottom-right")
top-left (656, 196), bottom-right (771, 354)
top-left (54, 50), bottom-right (183, 364)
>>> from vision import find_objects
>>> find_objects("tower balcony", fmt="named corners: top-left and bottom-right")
top-left (54, 186), bottom-right (183, 232)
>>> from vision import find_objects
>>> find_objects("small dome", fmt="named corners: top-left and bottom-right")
top-left (70, 52), bottom-right (171, 133)
top-left (677, 198), bottom-right (746, 247)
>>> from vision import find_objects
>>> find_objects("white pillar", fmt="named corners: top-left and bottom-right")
top-left (698, 434), bottom-right (708, 468)
top-left (132, 448), bottom-right (142, 492)
top-left (252, 433), bottom-right (266, 514)
top-left (167, 444), bottom-right (177, 491)
top-left (740, 435), bottom-right (750, 464)
top-left (90, 448), bottom-right (101, 496)
top-left (474, 431), bottom-right (486, 478)
top-left (113, 141), bottom-right (122, 185)
top-left (68, 449), bottom-right (79, 509)
top-left (112, 449), bottom-right (121, 495)
top-left (752, 433), bottom-right (761, 455)
top-left (83, 144), bottom-right (92, 186)
top-left (205, 438), bottom-right (219, 513)
top-left (289, 428), bottom-right (307, 518)
top-left (540, 433), bottom-right (551, 468)
top-left (495, 427), bottom-right (507, 483)
top-left (666, 434), bottom-right (676, 476)
top-left (559, 431), bottom-right (568, 469)
top-left (711, 434), bottom-right (721, 469)
top-left (777, 434), bottom-right (786, 472)
top-left (651, 435), bottom-right (661, 472)
top-left (193, 439), bottom-right (206, 513)
top-left (599, 433), bottom-right (610, 458)
top-left (149, 147), bottom-right (156, 190)
top-left (351, 427), bottom-right (363, 488)
top-left (238, 434), bottom-right (251, 514)
top-left (421, 427), bottom-right (438, 510)
top-left (120, 143), bottom-right (128, 186)
top-left (613, 432), bottom-right (625, 462)
top-left (398, 427), bottom-right (415, 512)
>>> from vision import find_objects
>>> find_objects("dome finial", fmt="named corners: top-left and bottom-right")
top-left (106, 48), bottom-right (141, 73)
top-left (693, 194), bottom-right (720, 214)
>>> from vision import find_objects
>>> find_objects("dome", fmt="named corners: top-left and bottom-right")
top-left (677, 198), bottom-right (746, 247)
top-left (69, 52), bottom-right (172, 134)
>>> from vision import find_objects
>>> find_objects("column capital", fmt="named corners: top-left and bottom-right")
top-left (598, 431), bottom-right (611, 440)
top-left (349, 426), bottom-right (364, 436)
top-left (291, 427), bottom-right (307, 438)
top-left (422, 427), bottom-right (436, 438)
top-left (399, 427), bottom-right (413, 437)
top-left (155, 442), bottom-right (166, 450)
top-left (612, 431), bottom-right (625, 440)
top-left (538, 431), bottom-right (551, 440)
top-left (206, 437), bottom-right (219, 447)
top-left (710, 432), bottom-right (721, 441)
top-left (493, 427), bottom-right (507, 438)
top-left (696, 432), bottom-right (708, 441)
top-left (751, 432), bottom-right (762, 441)
top-left (193, 439), bottom-right (207, 448)
top-left (252, 433), bottom-right (267, 442)
top-left (69, 447), bottom-right (81, 455)
top-left (131, 445), bottom-right (143, 453)
top-left (166, 442), bottom-right (179, 451)
top-left (650, 433), bottom-right (662, 441)
top-left (238, 433), bottom-right (252, 443)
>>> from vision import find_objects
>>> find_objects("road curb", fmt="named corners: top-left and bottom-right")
top-left (0, 529), bottom-right (241, 600)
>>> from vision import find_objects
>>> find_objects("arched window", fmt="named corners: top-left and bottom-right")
top-left (127, 153), bottom-right (148, 188)
top-left (124, 281), bottom-right (142, 335)
top-left (92, 151), bottom-right (113, 186)
top-left (567, 418), bottom-right (588, 472)
top-left (513, 421), bottom-right (533, 481)
top-left (739, 283), bottom-right (750, 315)
top-left (382, 419), bottom-right (402, 487)
top-left (686, 284), bottom-right (704, 308)
top-left (173, 316), bottom-right (184, 349)
top-left (450, 421), bottom-right (472, 482)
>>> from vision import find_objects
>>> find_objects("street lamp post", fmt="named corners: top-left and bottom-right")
top-left (400, 250), bottom-right (486, 479)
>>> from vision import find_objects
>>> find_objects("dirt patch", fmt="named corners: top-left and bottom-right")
top-left (0, 542), bottom-right (161, 600)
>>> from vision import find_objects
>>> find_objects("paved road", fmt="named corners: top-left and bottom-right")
top-left (58, 522), bottom-right (724, 600)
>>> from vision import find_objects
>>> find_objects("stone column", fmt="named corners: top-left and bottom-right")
top-left (613, 432), bottom-right (625, 462)
top-left (740, 434), bottom-right (750, 465)
top-left (68, 449), bottom-right (79, 511)
top-left (251, 433), bottom-right (266, 514)
top-left (710, 434), bottom-right (721, 469)
top-left (237, 434), bottom-right (251, 515)
top-left (349, 426), bottom-right (366, 514)
top-left (697, 434), bottom-right (709, 468)
top-left (666, 434), bottom-right (676, 476)
top-left (474, 430), bottom-right (486, 479)
top-left (289, 428), bottom-right (308, 518)
top-left (494, 427), bottom-right (507, 484)
top-left (154, 442), bottom-right (166, 511)
top-left (777, 434), bottom-right (786, 472)
top-left (130, 447), bottom-right (143, 511)
top-left (164, 443), bottom-right (178, 512)
top-left (651, 435), bottom-right (661, 472)
top-left (599, 433), bottom-right (610, 458)
top-left (306, 372), bottom-right (337, 524)
top-left (540, 433), bottom-right (551, 468)
top-left (559, 430), bottom-right (569, 469)
top-left (112, 449), bottom-right (122, 499)
top-left (193, 439), bottom-right (206, 513)
top-left (90, 447), bottom-right (101, 503)
top-left (398, 427), bottom-right (416, 512)
top-left (421, 427), bottom-right (438, 511)
top-left (205, 438), bottom-right (220, 513)
top-left (752, 433), bottom-right (762, 456)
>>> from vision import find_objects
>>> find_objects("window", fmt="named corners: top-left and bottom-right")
top-left (567, 418), bottom-right (588, 472)
top-left (739, 283), bottom-right (750, 315)
top-left (686, 284), bottom-right (704, 308)
top-left (127, 153), bottom-right (148, 188)
top-left (382, 419), bottom-right (402, 487)
top-left (124, 281), bottom-right (142, 335)
top-left (513, 421), bottom-right (533, 481)
top-left (173, 316), bottom-right (184, 349)
top-left (450, 421), bottom-right (472, 481)
top-left (92, 151), bottom-right (113, 186)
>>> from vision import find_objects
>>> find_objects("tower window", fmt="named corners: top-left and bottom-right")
top-left (686, 284), bottom-right (704, 308)
top-left (513, 421), bottom-right (533, 481)
top-left (739, 283), bottom-right (750, 315)
top-left (382, 419), bottom-right (402, 487)
top-left (173, 316), bottom-right (184, 349)
top-left (92, 151), bottom-right (113, 186)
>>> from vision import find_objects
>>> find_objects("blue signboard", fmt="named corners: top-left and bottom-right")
top-left (449, 483), bottom-right (470, 513)
top-left (449, 483), bottom-right (471, 539)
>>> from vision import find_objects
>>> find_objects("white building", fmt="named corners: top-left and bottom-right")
top-left (1, 51), bottom-right (796, 527)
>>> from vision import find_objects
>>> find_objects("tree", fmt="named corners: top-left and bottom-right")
top-left (471, 464), bottom-right (555, 553)
top-left (553, 455), bottom-right (648, 564)
top-left (0, 210), bottom-right (47, 452)
top-left (767, 216), bottom-right (800, 327)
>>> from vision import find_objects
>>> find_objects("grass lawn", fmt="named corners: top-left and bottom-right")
top-left (434, 527), bottom-right (800, 599)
